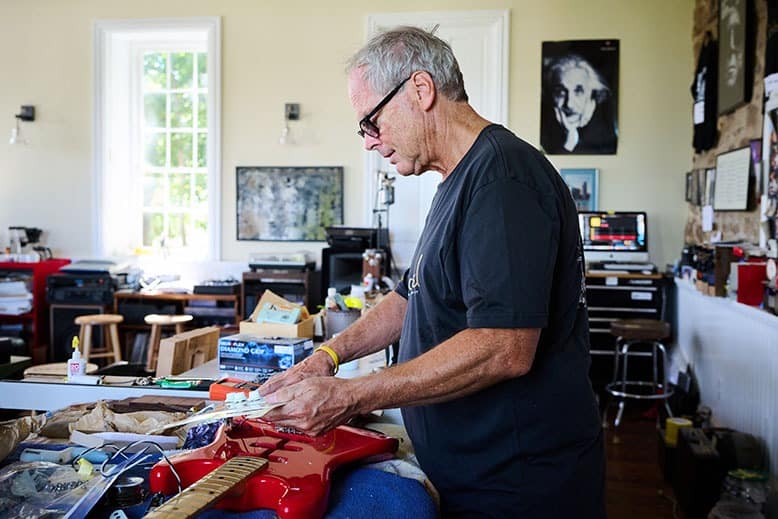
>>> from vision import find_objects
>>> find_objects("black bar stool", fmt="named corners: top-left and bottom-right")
top-left (602, 318), bottom-right (674, 429)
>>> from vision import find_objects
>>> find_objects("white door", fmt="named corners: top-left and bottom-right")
top-left (364, 10), bottom-right (510, 272)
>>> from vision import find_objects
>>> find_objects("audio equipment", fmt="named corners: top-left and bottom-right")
top-left (49, 304), bottom-right (105, 362)
top-left (47, 273), bottom-right (115, 305)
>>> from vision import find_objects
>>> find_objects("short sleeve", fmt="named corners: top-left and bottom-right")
top-left (395, 268), bottom-right (410, 299)
top-left (459, 178), bottom-right (560, 329)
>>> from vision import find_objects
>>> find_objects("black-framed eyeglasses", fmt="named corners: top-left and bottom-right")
top-left (357, 76), bottom-right (411, 139)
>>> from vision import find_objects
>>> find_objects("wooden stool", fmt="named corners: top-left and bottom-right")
top-left (144, 314), bottom-right (194, 371)
top-left (603, 318), bottom-right (673, 429)
top-left (74, 314), bottom-right (124, 365)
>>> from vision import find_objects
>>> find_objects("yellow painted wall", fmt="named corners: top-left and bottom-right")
top-left (0, 0), bottom-right (693, 268)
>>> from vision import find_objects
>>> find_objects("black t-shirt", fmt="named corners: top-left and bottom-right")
top-left (691, 36), bottom-right (718, 153)
top-left (396, 125), bottom-right (604, 517)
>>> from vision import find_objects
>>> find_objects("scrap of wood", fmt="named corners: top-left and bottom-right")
top-left (155, 327), bottom-right (220, 378)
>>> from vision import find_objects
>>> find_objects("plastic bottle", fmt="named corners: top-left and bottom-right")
top-left (325, 287), bottom-right (339, 311)
top-left (349, 285), bottom-right (367, 310)
top-left (67, 336), bottom-right (86, 381)
top-left (363, 273), bottom-right (375, 291)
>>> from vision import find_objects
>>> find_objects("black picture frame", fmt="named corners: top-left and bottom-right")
top-left (718, 0), bottom-right (753, 115)
top-left (236, 166), bottom-right (344, 241)
top-left (705, 168), bottom-right (716, 207)
top-left (540, 39), bottom-right (619, 155)
top-left (685, 171), bottom-right (693, 202)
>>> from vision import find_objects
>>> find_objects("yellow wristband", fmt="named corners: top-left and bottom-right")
top-left (316, 345), bottom-right (340, 374)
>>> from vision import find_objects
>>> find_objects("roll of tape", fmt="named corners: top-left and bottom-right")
top-left (665, 417), bottom-right (693, 447)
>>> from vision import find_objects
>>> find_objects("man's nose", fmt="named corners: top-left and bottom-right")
top-left (364, 133), bottom-right (381, 151)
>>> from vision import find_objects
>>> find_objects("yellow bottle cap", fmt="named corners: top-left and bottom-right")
top-left (72, 336), bottom-right (79, 350)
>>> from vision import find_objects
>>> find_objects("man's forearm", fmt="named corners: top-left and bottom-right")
top-left (350, 327), bottom-right (539, 413)
top-left (326, 291), bottom-right (407, 364)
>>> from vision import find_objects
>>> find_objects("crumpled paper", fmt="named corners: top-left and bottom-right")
top-left (69, 400), bottom-right (185, 436)
top-left (0, 414), bottom-right (46, 463)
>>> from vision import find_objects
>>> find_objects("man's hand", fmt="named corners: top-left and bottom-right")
top-left (262, 377), bottom-right (360, 436)
top-left (259, 349), bottom-right (335, 398)
top-left (554, 106), bottom-right (580, 151)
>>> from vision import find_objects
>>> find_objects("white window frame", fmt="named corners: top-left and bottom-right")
top-left (93, 17), bottom-right (221, 260)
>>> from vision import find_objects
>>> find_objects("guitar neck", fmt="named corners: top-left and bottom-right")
top-left (144, 456), bottom-right (268, 519)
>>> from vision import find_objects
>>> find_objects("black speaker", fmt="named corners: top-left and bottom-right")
top-left (49, 304), bottom-right (105, 362)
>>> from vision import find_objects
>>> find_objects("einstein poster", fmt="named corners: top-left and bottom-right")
top-left (541, 39), bottom-right (619, 155)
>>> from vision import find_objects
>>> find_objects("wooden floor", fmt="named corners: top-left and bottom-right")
top-left (604, 406), bottom-right (680, 519)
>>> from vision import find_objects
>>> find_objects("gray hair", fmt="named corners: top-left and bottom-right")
top-left (346, 25), bottom-right (468, 102)
top-left (543, 54), bottom-right (610, 104)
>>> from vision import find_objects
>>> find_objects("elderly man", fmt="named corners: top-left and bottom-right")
top-left (262, 26), bottom-right (605, 518)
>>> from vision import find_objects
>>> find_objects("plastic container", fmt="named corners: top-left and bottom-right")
top-left (325, 287), bottom-right (339, 311)
top-left (325, 309), bottom-right (360, 340)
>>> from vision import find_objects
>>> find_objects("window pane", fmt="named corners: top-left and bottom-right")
top-left (170, 173), bottom-right (191, 207)
top-left (168, 213), bottom-right (190, 246)
top-left (170, 133), bottom-right (193, 167)
top-left (198, 53), bottom-right (207, 88)
top-left (170, 93), bottom-right (193, 128)
top-left (198, 94), bottom-right (207, 129)
top-left (197, 133), bottom-right (207, 167)
top-left (144, 93), bottom-right (166, 128)
top-left (191, 215), bottom-right (208, 249)
top-left (171, 52), bottom-right (193, 89)
top-left (143, 173), bottom-right (165, 207)
top-left (143, 212), bottom-right (164, 247)
top-left (194, 173), bottom-right (207, 209)
top-left (145, 132), bottom-right (166, 167)
top-left (143, 52), bottom-right (167, 90)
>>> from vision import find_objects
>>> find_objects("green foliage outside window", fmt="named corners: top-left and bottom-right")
top-left (141, 50), bottom-right (208, 252)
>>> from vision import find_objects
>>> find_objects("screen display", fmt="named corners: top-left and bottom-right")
top-left (578, 212), bottom-right (647, 252)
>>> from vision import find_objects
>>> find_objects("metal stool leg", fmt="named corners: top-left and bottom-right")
top-left (652, 341), bottom-right (659, 389)
top-left (602, 335), bottom-right (625, 429)
top-left (614, 400), bottom-right (625, 428)
top-left (614, 340), bottom-right (634, 428)
top-left (655, 342), bottom-right (674, 420)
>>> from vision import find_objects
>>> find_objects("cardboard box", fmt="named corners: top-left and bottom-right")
top-left (240, 317), bottom-right (315, 339)
top-left (218, 334), bottom-right (313, 372)
top-left (240, 289), bottom-right (315, 338)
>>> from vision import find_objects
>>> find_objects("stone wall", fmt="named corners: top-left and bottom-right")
top-left (685, 0), bottom-right (767, 244)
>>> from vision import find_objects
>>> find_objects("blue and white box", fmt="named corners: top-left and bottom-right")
top-left (218, 334), bottom-right (313, 373)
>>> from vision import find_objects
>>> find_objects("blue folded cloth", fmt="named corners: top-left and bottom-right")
top-left (197, 467), bottom-right (436, 519)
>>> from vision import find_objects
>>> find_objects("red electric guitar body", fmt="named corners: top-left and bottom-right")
top-left (148, 420), bottom-right (399, 519)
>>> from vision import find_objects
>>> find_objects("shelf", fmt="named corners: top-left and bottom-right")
top-left (0, 259), bottom-right (71, 362)
top-left (0, 311), bottom-right (34, 320)
top-left (115, 291), bottom-right (239, 302)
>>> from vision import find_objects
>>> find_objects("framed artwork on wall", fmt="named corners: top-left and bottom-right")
top-left (704, 168), bottom-right (716, 207)
top-left (714, 147), bottom-right (750, 211)
top-left (236, 166), bottom-right (344, 241)
top-left (718, 0), bottom-right (753, 115)
top-left (540, 39), bottom-right (619, 155)
top-left (560, 168), bottom-right (599, 211)
top-left (685, 171), bottom-right (694, 203)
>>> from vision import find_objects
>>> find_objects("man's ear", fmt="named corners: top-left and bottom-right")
top-left (411, 71), bottom-right (436, 111)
